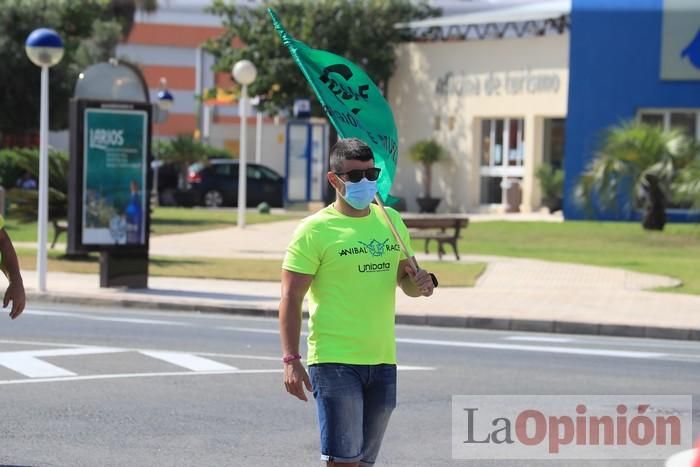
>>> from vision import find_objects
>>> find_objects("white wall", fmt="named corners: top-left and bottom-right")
top-left (208, 119), bottom-right (288, 176)
top-left (388, 34), bottom-right (569, 213)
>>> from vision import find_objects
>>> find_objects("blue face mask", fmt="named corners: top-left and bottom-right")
top-left (339, 177), bottom-right (377, 210)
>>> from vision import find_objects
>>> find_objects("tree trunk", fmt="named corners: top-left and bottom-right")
top-left (642, 174), bottom-right (666, 231)
top-left (424, 162), bottom-right (432, 199)
top-left (179, 163), bottom-right (189, 190)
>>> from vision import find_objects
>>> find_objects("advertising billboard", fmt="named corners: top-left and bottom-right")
top-left (662, 0), bottom-right (700, 80)
top-left (82, 108), bottom-right (148, 246)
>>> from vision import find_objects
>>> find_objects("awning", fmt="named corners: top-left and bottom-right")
top-left (396, 0), bottom-right (571, 29)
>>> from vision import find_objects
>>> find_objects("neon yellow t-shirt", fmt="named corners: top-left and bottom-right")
top-left (283, 203), bottom-right (413, 365)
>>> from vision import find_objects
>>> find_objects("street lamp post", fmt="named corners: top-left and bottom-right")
top-left (154, 78), bottom-right (174, 207)
top-left (232, 60), bottom-right (257, 228)
top-left (25, 28), bottom-right (64, 293)
top-left (255, 107), bottom-right (263, 164)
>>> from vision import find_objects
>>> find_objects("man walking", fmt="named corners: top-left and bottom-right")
top-left (279, 138), bottom-right (435, 466)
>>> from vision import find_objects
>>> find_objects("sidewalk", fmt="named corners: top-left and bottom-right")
top-left (18, 214), bottom-right (700, 341)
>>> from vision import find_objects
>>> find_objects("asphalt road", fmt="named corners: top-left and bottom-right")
top-left (0, 303), bottom-right (698, 467)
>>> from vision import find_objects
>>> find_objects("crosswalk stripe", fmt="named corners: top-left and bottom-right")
top-left (27, 347), bottom-right (124, 357)
top-left (0, 369), bottom-right (281, 385)
top-left (0, 355), bottom-right (76, 378)
top-left (138, 351), bottom-right (238, 371)
top-left (0, 347), bottom-right (123, 378)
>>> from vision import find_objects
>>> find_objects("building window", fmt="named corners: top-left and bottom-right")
top-left (639, 109), bottom-right (700, 140)
top-left (670, 112), bottom-right (697, 137)
top-left (640, 113), bottom-right (664, 128)
top-left (494, 119), bottom-right (504, 166)
top-left (480, 118), bottom-right (524, 167)
top-left (481, 120), bottom-right (491, 166)
top-left (543, 118), bottom-right (566, 170)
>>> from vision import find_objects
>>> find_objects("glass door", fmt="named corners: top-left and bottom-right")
top-left (479, 117), bottom-right (525, 208)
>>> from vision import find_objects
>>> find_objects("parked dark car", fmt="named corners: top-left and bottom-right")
top-left (153, 161), bottom-right (181, 206)
top-left (186, 159), bottom-right (285, 208)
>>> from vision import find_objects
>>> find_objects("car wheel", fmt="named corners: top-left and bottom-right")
top-left (203, 190), bottom-right (223, 208)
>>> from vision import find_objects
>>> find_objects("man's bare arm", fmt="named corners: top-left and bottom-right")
top-left (279, 269), bottom-right (314, 401)
top-left (0, 229), bottom-right (25, 319)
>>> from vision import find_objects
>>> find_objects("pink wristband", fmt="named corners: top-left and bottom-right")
top-left (282, 354), bottom-right (302, 364)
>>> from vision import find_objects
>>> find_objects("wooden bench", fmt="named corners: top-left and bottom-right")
top-left (401, 214), bottom-right (469, 260)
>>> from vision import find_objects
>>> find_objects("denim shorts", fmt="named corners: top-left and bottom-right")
top-left (308, 363), bottom-right (397, 465)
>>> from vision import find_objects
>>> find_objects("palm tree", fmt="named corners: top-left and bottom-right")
top-left (575, 121), bottom-right (697, 230)
top-left (157, 134), bottom-right (232, 190)
top-left (673, 159), bottom-right (700, 210)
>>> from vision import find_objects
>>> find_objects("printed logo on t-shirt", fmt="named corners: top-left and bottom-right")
top-left (337, 238), bottom-right (400, 257)
top-left (358, 262), bottom-right (391, 273)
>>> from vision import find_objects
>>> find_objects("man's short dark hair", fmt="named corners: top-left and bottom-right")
top-left (329, 138), bottom-right (374, 173)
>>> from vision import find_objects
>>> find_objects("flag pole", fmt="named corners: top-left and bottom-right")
top-left (374, 196), bottom-right (437, 287)
top-left (373, 194), bottom-right (420, 273)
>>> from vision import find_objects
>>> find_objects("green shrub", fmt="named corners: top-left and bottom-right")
top-left (535, 163), bottom-right (564, 202)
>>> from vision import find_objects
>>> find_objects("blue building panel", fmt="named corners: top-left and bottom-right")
top-left (564, 0), bottom-right (700, 220)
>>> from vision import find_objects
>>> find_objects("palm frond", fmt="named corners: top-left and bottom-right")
top-left (576, 120), bottom-right (697, 216)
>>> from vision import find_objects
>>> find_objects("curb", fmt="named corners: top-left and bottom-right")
top-left (27, 292), bottom-right (700, 342)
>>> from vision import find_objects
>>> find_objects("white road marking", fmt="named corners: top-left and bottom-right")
top-left (504, 336), bottom-right (573, 343)
top-left (139, 351), bottom-right (238, 372)
top-left (0, 339), bottom-right (435, 384)
top-left (25, 310), bottom-right (192, 326)
top-left (397, 365), bottom-right (436, 371)
top-left (0, 338), bottom-right (106, 348)
top-left (25, 347), bottom-right (125, 357)
top-left (189, 351), bottom-right (280, 361)
top-left (217, 326), bottom-right (279, 334)
top-left (0, 346), bottom-right (125, 378)
top-left (0, 366), bottom-right (434, 386)
top-left (0, 354), bottom-right (76, 378)
top-left (216, 326), bottom-right (308, 336)
top-left (0, 339), bottom-right (280, 361)
top-left (211, 326), bottom-right (700, 361)
top-left (395, 337), bottom-right (666, 360)
top-left (0, 369), bottom-right (282, 385)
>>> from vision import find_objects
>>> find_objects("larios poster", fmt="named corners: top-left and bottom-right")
top-left (82, 108), bottom-right (147, 245)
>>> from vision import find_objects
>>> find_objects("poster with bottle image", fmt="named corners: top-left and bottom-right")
top-left (82, 108), bottom-right (148, 245)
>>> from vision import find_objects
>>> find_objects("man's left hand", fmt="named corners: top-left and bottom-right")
top-left (405, 266), bottom-right (435, 297)
top-left (4, 281), bottom-right (26, 320)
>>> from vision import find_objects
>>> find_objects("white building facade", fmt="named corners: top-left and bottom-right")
top-left (388, 34), bottom-right (568, 213)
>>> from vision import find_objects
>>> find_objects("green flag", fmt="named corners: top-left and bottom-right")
top-left (269, 8), bottom-right (398, 202)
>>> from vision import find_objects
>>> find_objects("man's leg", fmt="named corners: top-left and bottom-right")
top-left (359, 364), bottom-right (397, 466)
top-left (309, 364), bottom-right (365, 465)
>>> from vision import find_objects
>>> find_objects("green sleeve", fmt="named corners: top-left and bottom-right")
top-left (282, 221), bottom-right (320, 275)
